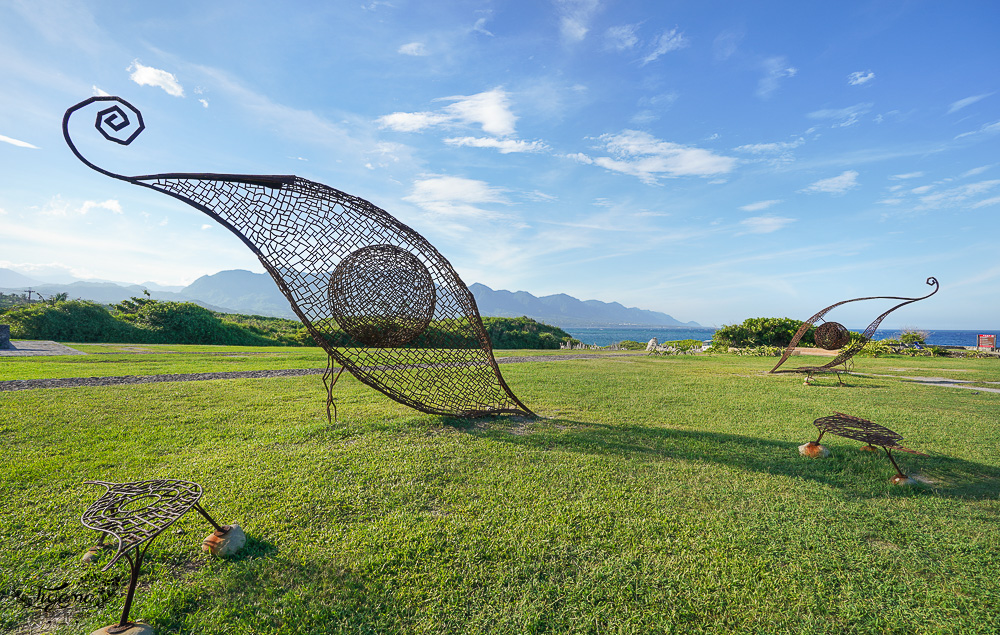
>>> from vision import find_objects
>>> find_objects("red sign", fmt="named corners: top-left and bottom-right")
top-left (978, 334), bottom-right (996, 350)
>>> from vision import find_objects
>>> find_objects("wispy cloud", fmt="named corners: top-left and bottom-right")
top-left (955, 120), bottom-right (1000, 140)
top-left (39, 197), bottom-right (122, 217)
top-left (605, 24), bottom-right (639, 50)
top-left (128, 60), bottom-right (184, 97)
top-left (378, 88), bottom-right (517, 136)
top-left (757, 56), bottom-right (797, 98)
top-left (808, 103), bottom-right (872, 127)
top-left (398, 42), bottom-right (428, 56)
top-left (0, 134), bottom-right (39, 149)
top-left (800, 170), bottom-right (859, 194)
top-left (740, 199), bottom-right (782, 212)
top-left (970, 196), bottom-right (1000, 209)
top-left (554, 0), bottom-right (601, 43)
top-left (444, 137), bottom-right (547, 153)
top-left (641, 28), bottom-right (688, 65)
top-left (918, 179), bottom-right (1000, 209)
top-left (734, 138), bottom-right (804, 154)
top-left (948, 93), bottom-right (993, 114)
top-left (847, 70), bottom-right (875, 86)
top-left (403, 175), bottom-right (511, 219)
top-left (739, 215), bottom-right (796, 234)
top-left (890, 172), bottom-right (924, 180)
top-left (575, 130), bottom-right (737, 184)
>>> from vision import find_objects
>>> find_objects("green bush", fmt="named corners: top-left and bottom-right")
top-left (712, 317), bottom-right (815, 348)
top-left (5, 301), bottom-right (573, 349)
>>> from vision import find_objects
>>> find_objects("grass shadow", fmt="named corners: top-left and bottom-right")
top-left (447, 416), bottom-right (1000, 501)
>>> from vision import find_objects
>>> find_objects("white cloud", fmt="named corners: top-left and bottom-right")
top-left (605, 24), bottom-right (639, 50)
top-left (201, 224), bottom-right (212, 230)
top-left (800, 170), bottom-right (859, 194)
top-left (971, 196), bottom-right (1000, 209)
top-left (961, 165), bottom-right (991, 178)
top-left (39, 197), bottom-right (122, 216)
top-left (80, 199), bottom-right (123, 215)
top-left (740, 200), bottom-right (782, 212)
top-left (555, 0), bottom-right (600, 42)
top-left (444, 136), bottom-right (548, 153)
top-left (0, 207), bottom-right (6, 215)
top-left (891, 172), bottom-right (924, 180)
top-left (955, 120), bottom-right (1000, 140)
top-left (739, 215), bottom-right (796, 234)
top-left (378, 87), bottom-right (517, 136)
top-left (403, 175), bottom-right (510, 219)
top-left (199, 98), bottom-right (209, 108)
top-left (641, 28), bottom-right (688, 65)
top-left (470, 17), bottom-right (493, 36)
top-left (847, 70), bottom-right (875, 86)
top-left (583, 130), bottom-right (737, 184)
top-left (377, 111), bottom-right (449, 132)
top-left (948, 93), bottom-right (992, 114)
top-left (91, 85), bottom-right (110, 96)
top-left (808, 103), bottom-right (872, 127)
top-left (734, 138), bottom-right (804, 154)
top-left (127, 60), bottom-right (184, 97)
top-left (918, 180), bottom-right (1000, 209)
top-left (757, 56), bottom-right (796, 98)
top-left (398, 42), bottom-right (429, 56)
top-left (0, 134), bottom-right (39, 149)
top-left (911, 185), bottom-right (933, 194)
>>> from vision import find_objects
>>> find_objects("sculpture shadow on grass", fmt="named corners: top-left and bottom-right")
top-left (444, 417), bottom-right (1000, 501)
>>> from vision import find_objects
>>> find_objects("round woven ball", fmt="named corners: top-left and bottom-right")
top-left (329, 244), bottom-right (436, 347)
top-left (814, 321), bottom-right (850, 350)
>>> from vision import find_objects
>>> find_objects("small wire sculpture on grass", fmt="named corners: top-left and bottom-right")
top-left (770, 277), bottom-right (939, 383)
top-left (63, 96), bottom-right (533, 419)
top-left (81, 479), bottom-right (231, 634)
top-left (808, 413), bottom-right (926, 482)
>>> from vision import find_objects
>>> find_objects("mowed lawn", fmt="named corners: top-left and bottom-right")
top-left (1, 346), bottom-right (998, 634)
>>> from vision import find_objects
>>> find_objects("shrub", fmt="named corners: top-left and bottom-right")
top-left (713, 317), bottom-right (815, 348)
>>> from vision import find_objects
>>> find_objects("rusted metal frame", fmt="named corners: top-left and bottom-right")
top-left (771, 278), bottom-right (939, 375)
top-left (64, 96), bottom-right (534, 419)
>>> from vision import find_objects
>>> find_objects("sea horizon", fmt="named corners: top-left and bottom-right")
top-left (563, 326), bottom-right (998, 348)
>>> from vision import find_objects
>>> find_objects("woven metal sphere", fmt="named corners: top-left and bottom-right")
top-left (329, 244), bottom-right (436, 347)
top-left (814, 321), bottom-right (850, 350)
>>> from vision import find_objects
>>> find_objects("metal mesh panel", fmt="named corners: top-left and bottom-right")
top-left (64, 96), bottom-right (533, 418)
top-left (81, 479), bottom-right (203, 570)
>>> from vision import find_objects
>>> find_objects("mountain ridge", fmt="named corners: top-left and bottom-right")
top-left (1, 267), bottom-right (702, 328)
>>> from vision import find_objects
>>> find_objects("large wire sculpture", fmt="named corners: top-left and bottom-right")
top-left (63, 96), bottom-right (533, 418)
top-left (770, 277), bottom-right (939, 377)
top-left (81, 479), bottom-right (230, 633)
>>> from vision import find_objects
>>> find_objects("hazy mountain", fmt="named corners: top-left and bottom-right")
top-left (469, 283), bottom-right (701, 327)
top-left (0, 267), bottom-right (43, 288)
top-left (0, 281), bottom-right (231, 313)
top-left (181, 270), bottom-right (295, 318)
top-left (3, 266), bottom-right (702, 326)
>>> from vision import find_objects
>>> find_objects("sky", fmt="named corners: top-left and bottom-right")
top-left (1, 0), bottom-right (998, 329)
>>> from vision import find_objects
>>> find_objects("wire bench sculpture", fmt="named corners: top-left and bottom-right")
top-left (806, 413), bottom-right (926, 483)
top-left (81, 479), bottom-right (235, 634)
top-left (770, 277), bottom-right (939, 383)
top-left (63, 96), bottom-right (533, 420)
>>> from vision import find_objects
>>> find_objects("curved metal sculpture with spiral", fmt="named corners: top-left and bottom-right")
top-left (770, 276), bottom-right (939, 375)
top-left (63, 96), bottom-right (532, 418)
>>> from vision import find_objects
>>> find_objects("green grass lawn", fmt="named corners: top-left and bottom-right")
top-left (1, 348), bottom-right (998, 634)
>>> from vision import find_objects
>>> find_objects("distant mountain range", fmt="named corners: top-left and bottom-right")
top-left (0, 267), bottom-right (701, 328)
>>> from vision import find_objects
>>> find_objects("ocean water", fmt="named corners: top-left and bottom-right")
top-left (563, 327), bottom-right (997, 348)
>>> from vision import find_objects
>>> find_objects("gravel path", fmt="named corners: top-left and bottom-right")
top-left (0, 352), bottom-right (645, 392)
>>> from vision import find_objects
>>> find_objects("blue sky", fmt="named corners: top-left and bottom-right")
top-left (2, 0), bottom-right (998, 329)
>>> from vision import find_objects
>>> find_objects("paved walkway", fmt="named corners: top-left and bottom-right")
top-left (0, 340), bottom-right (86, 356)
